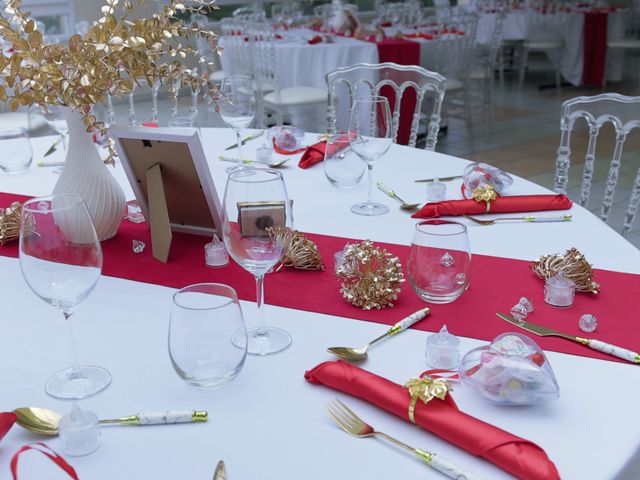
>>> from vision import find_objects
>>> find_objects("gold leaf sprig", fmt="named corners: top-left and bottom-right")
top-left (336, 240), bottom-right (404, 310)
top-left (0, 0), bottom-right (220, 165)
top-left (267, 226), bottom-right (324, 271)
top-left (0, 202), bottom-right (32, 245)
top-left (531, 247), bottom-right (599, 293)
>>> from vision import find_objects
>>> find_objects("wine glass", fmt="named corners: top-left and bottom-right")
top-left (218, 75), bottom-right (256, 173)
top-left (407, 220), bottom-right (471, 304)
top-left (221, 168), bottom-right (293, 355)
top-left (19, 194), bottom-right (110, 399)
top-left (349, 95), bottom-right (393, 216)
top-left (41, 105), bottom-right (69, 152)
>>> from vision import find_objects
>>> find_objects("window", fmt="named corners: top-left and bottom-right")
top-left (22, 0), bottom-right (76, 35)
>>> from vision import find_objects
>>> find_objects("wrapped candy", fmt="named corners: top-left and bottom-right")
top-left (462, 162), bottom-right (513, 199)
top-left (267, 126), bottom-right (305, 151)
top-left (459, 333), bottom-right (560, 405)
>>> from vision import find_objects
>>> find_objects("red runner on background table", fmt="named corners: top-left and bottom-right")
top-left (1, 192), bottom-right (637, 364)
top-left (583, 12), bottom-right (608, 87)
top-left (373, 39), bottom-right (421, 145)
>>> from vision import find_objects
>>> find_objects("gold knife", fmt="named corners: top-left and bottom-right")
top-left (224, 131), bottom-right (264, 150)
top-left (213, 460), bottom-right (226, 480)
top-left (414, 175), bottom-right (463, 183)
top-left (496, 313), bottom-right (640, 364)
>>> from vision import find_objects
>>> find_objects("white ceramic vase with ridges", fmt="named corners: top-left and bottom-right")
top-left (52, 106), bottom-right (125, 241)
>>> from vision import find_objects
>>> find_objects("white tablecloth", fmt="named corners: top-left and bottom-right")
top-left (1, 130), bottom-right (639, 479)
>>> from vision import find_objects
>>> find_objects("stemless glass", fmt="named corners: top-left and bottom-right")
top-left (218, 75), bottom-right (256, 173)
top-left (349, 95), bottom-right (393, 216)
top-left (323, 134), bottom-right (365, 189)
top-left (408, 220), bottom-right (471, 304)
top-left (221, 168), bottom-right (293, 355)
top-left (0, 127), bottom-right (32, 174)
top-left (169, 283), bottom-right (247, 388)
top-left (19, 194), bottom-right (110, 399)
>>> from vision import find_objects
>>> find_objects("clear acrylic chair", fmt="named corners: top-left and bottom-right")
top-left (518, 2), bottom-right (564, 89)
top-left (326, 62), bottom-right (446, 150)
top-left (554, 93), bottom-right (640, 236)
top-left (247, 22), bottom-right (327, 130)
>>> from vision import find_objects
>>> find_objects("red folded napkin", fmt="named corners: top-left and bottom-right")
top-left (404, 32), bottom-right (434, 40)
top-left (308, 35), bottom-right (322, 44)
top-left (412, 194), bottom-right (573, 218)
top-left (1, 412), bottom-right (16, 442)
top-left (306, 361), bottom-right (560, 480)
top-left (298, 136), bottom-right (349, 169)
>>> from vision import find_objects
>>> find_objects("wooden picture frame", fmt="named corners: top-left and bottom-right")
top-left (110, 125), bottom-right (222, 262)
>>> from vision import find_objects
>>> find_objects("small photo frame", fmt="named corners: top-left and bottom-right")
top-left (110, 125), bottom-right (222, 262)
top-left (237, 201), bottom-right (287, 237)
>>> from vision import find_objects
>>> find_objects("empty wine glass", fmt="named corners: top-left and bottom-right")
top-left (0, 127), bottom-right (32, 174)
top-left (221, 168), bottom-right (293, 355)
top-left (349, 95), bottom-right (393, 216)
top-left (407, 220), bottom-right (471, 304)
top-left (218, 76), bottom-right (256, 173)
top-left (19, 194), bottom-right (110, 399)
top-left (41, 105), bottom-right (69, 152)
top-left (323, 134), bottom-right (365, 188)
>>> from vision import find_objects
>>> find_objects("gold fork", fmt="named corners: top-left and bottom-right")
top-left (463, 214), bottom-right (572, 226)
top-left (325, 400), bottom-right (481, 480)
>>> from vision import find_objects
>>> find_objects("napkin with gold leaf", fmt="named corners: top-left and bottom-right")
top-left (305, 360), bottom-right (560, 480)
top-left (412, 193), bottom-right (573, 219)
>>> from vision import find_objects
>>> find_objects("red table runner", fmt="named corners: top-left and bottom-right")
top-left (582, 12), bottom-right (608, 86)
top-left (373, 39), bottom-right (421, 145)
top-left (2, 192), bottom-right (638, 364)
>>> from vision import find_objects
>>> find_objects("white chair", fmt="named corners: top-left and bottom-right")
top-left (554, 93), bottom-right (640, 237)
top-left (247, 22), bottom-right (327, 130)
top-left (326, 62), bottom-right (446, 150)
top-left (232, 6), bottom-right (266, 22)
top-left (518, 3), bottom-right (564, 89)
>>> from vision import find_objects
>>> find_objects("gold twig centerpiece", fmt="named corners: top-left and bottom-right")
top-left (266, 226), bottom-right (324, 271)
top-left (336, 240), bottom-right (404, 310)
top-left (531, 247), bottom-right (599, 293)
top-left (0, 0), bottom-right (219, 164)
top-left (0, 202), bottom-right (31, 245)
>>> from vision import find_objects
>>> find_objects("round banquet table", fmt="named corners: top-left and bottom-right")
top-left (0, 128), bottom-right (639, 479)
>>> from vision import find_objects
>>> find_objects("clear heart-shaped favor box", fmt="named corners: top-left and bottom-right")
top-left (459, 332), bottom-right (560, 405)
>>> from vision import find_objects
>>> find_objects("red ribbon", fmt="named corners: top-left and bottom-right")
top-left (11, 443), bottom-right (79, 480)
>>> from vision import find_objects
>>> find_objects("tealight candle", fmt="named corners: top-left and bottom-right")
top-left (205, 237), bottom-right (229, 267)
top-left (425, 325), bottom-right (460, 369)
top-left (544, 273), bottom-right (575, 308)
top-left (256, 144), bottom-right (272, 163)
top-left (426, 179), bottom-right (446, 202)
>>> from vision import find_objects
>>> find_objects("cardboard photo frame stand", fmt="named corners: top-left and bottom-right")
top-left (110, 126), bottom-right (222, 263)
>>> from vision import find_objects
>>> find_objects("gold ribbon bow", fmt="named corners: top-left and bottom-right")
top-left (472, 185), bottom-right (497, 213)
top-left (404, 376), bottom-right (451, 423)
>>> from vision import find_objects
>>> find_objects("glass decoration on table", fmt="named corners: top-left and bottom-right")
top-left (348, 95), bottom-right (393, 216)
top-left (169, 283), bottom-right (247, 388)
top-left (19, 194), bottom-right (110, 399)
top-left (0, 127), bottom-right (32, 174)
top-left (218, 75), bottom-right (256, 173)
top-left (407, 220), bottom-right (471, 304)
top-left (221, 168), bottom-right (294, 355)
top-left (323, 133), bottom-right (365, 188)
top-left (41, 105), bottom-right (70, 153)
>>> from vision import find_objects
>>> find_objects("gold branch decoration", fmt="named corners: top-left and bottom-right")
top-left (336, 240), bottom-right (404, 310)
top-left (266, 226), bottom-right (324, 271)
top-left (531, 247), bottom-right (599, 294)
top-left (0, 0), bottom-right (219, 165)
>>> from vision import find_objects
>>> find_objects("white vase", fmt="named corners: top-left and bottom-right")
top-left (52, 107), bottom-right (126, 241)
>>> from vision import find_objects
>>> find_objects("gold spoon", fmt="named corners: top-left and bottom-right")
top-left (13, 407), bottom-right (208, 436)
top-left (327, 308), bottom-right (430, 361)
top-left (218, 155), bottom-right (289, 168)
top-left (376, 181), bottom-right (421, 210)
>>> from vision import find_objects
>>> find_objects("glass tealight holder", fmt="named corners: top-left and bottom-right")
top-left (544, 273), bottom-right (575, 308)
top-left (426, 179), bottom-right (446, 202)
top-left (256, 144), bottom-right (272, 163)
top-left (205, 236), bottom-right (229, 267)
top-left (58, 404), bottom-right (101, 456)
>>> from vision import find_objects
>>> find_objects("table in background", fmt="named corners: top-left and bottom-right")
top-left (0, 130), bottom-right (639, 479)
